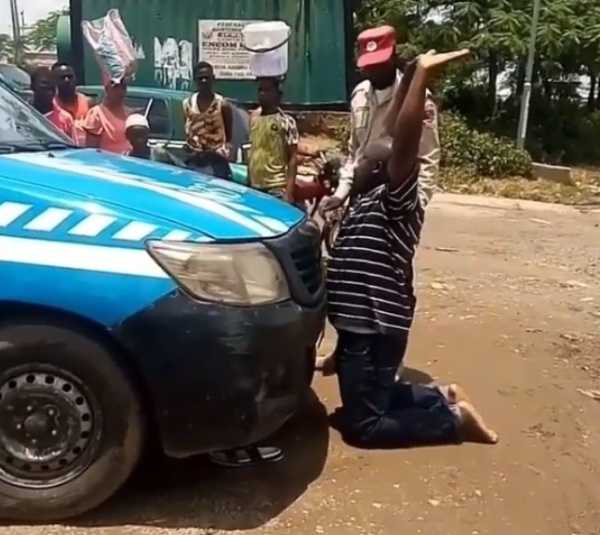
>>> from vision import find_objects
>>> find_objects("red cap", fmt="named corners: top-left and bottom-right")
top-left (357, 25), bottom-right (397, 69)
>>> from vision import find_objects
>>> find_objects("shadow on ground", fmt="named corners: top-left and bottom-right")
top-left (69, 391), bottom-right (329, 531)
top-left (403, 367), bottom-right (434, 384)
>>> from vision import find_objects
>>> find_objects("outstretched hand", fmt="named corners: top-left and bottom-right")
top-left (417, 49), bottom-right (471, 79)
top-left (384, 49), bottom-right (470, 137)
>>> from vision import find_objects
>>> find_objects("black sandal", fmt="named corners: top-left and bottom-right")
top-left (208, 446), bottom-right (284, 468)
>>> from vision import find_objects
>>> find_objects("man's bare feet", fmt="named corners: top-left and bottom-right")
top-left (457, 401), bottom-right (499, 444)
top-left (315, 354), bottom-right (337, 377)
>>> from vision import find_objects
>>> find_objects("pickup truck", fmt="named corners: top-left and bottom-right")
top-left (79, 85), bottom-right (251, 162)
top-left (0, 63), bottom-right (32, 102)
top-left (0, 81), bottom-right (325, 520)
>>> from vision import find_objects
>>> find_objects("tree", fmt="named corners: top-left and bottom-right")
top-left (574, 0), bottom-right (600, 108)
top-left (356, 0), bottom-right (600, 163)
top-left (356, 0), bottom-right (600, 112)
top-left (356, 0), bottom-right (531, 115)
top-left (25, 9), bottom-right (67, 51)
top-left (0, 34), bottom-right (14, 59)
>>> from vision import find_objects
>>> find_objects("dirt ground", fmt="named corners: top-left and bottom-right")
top-left (1, 193), bottom-right (599, 535)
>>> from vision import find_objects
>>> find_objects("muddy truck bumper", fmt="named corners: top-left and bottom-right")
top-left (115, 290), bottom-right (326, 458)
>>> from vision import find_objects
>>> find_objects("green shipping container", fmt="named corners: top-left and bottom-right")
top-left (65, 0), bottom-right (356, 106)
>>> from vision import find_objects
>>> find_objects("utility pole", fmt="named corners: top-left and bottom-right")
top-left (517, 0), bottom-right (542, 149)
top-left (9, 0), bottom-right (22, 65)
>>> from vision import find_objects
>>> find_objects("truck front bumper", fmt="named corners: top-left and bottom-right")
top-left (115, 290), bottom-right (326, 458)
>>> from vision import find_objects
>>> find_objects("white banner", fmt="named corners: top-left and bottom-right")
top-left (198, 20), bottom-right (259, 80)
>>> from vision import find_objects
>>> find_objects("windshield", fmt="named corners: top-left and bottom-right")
top-left (0, 83), bottom-right (74, 152)
top-left (0, 64), bottom-right (30, 92)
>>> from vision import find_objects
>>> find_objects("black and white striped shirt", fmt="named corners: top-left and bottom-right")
top-left (326, 172), bottom-right (424, 335)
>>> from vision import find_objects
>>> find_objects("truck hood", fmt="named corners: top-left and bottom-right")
top-left (0, 149), bottom-right (303, 240)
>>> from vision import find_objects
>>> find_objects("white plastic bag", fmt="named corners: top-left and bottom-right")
top-left (82, 9), bottom-right (137, 84)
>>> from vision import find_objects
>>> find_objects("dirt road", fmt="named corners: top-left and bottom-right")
top-left (2, 193), bottom-right (599, 535)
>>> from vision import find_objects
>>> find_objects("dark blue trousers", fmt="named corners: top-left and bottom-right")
top-left (335, 330), bottom-right (459, 447)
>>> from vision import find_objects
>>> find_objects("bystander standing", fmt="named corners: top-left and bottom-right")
top-left (183, 62), bottom-right (233, 179)
top-left (82, 79), bottom-right (131, 154)
top-left (248, 77), bottom-right (299, 204)
top-left (31, 67), bottom-right (75, 141)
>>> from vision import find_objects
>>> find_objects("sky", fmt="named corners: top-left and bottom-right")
top-left (0, 0), bottom-right (67, 36)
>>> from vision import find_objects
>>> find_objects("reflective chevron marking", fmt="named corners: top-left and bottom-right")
top-left (0, 200), bottom-right (204, 244)
top-left (24, 208), bottom-right (73, 231)
top-left (0, 202), bottom-right (31, 226)
top-left (163, 230), bottom-right (192, 241)
top-left (113, 222), bottom-right (158, 241)
top-left (68, 214), bottom-right (117, 237)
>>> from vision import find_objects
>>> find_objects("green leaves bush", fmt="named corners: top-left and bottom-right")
top-left (440, 112), bottom-right (532, 178)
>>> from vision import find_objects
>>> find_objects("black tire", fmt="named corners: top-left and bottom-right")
top-left (0, 324), bottom-right (145, 521)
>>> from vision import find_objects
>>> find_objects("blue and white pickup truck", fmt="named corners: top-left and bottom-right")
top-left (0, 83), bottom-right (325, 520)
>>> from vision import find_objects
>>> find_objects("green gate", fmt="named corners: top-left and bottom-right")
top-left (64, 0), bottom-right (355, 106)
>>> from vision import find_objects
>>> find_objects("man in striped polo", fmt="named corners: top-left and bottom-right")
top-left (327, 49), bottom-right (498, 447)
top-left (318, 26), bottom-right (439, 379)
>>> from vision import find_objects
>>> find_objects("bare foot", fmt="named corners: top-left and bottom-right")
top-left (457, 401), bottom-right (499, 444)
top-left (448, 384), bottom-right (473, 405)
top-left (315, 354), bottom-right (337, 377)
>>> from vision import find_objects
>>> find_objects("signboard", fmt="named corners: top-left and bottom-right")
top-left (198, 20), bottom-right (259, 80)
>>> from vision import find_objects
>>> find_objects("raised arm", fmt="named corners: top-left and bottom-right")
top-left (387, 50), bottom-right (469, 190)
top-left (383, 59), bottom-right (417, 138)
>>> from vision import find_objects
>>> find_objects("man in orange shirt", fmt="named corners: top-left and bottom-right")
top-left (31, 67), bottom-right (75, 141)
top-left (52, 63), bottom-right (89, 120)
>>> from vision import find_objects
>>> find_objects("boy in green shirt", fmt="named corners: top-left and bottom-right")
top-left (248, 77), bottom-right (299, 203)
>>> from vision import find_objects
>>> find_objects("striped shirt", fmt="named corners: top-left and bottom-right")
top-left (326, 171), bottom-right (424, 335)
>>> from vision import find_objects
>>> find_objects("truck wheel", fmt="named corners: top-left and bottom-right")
top-left (0, 325), bottom-right (145, 521)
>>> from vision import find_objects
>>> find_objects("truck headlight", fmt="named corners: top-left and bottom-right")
top-left (147, 241), bottom-right (290, 306)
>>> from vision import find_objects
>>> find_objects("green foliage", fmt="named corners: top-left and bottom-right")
top-left (357, 0), bottom-right (600, 72)
top-left (519, 99), bottom-right (600, 165)
top-left (25, 10), bottom-right (66, 51)
top-left (357, 0), bottom-right (600, 165)
top-left (0, 34), bottom-right (13, 59)
top-left (357, 1), bottom-right (530, 58)
top-left (440, 112), bottom-right (532, 177)
top-left (445, 85), bottom-right (600, 165)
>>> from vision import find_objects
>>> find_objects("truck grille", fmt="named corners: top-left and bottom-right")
top-left (291, 243), bottom-right (322, 294)
top-left (266, 219), bottom-right (324, 307)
